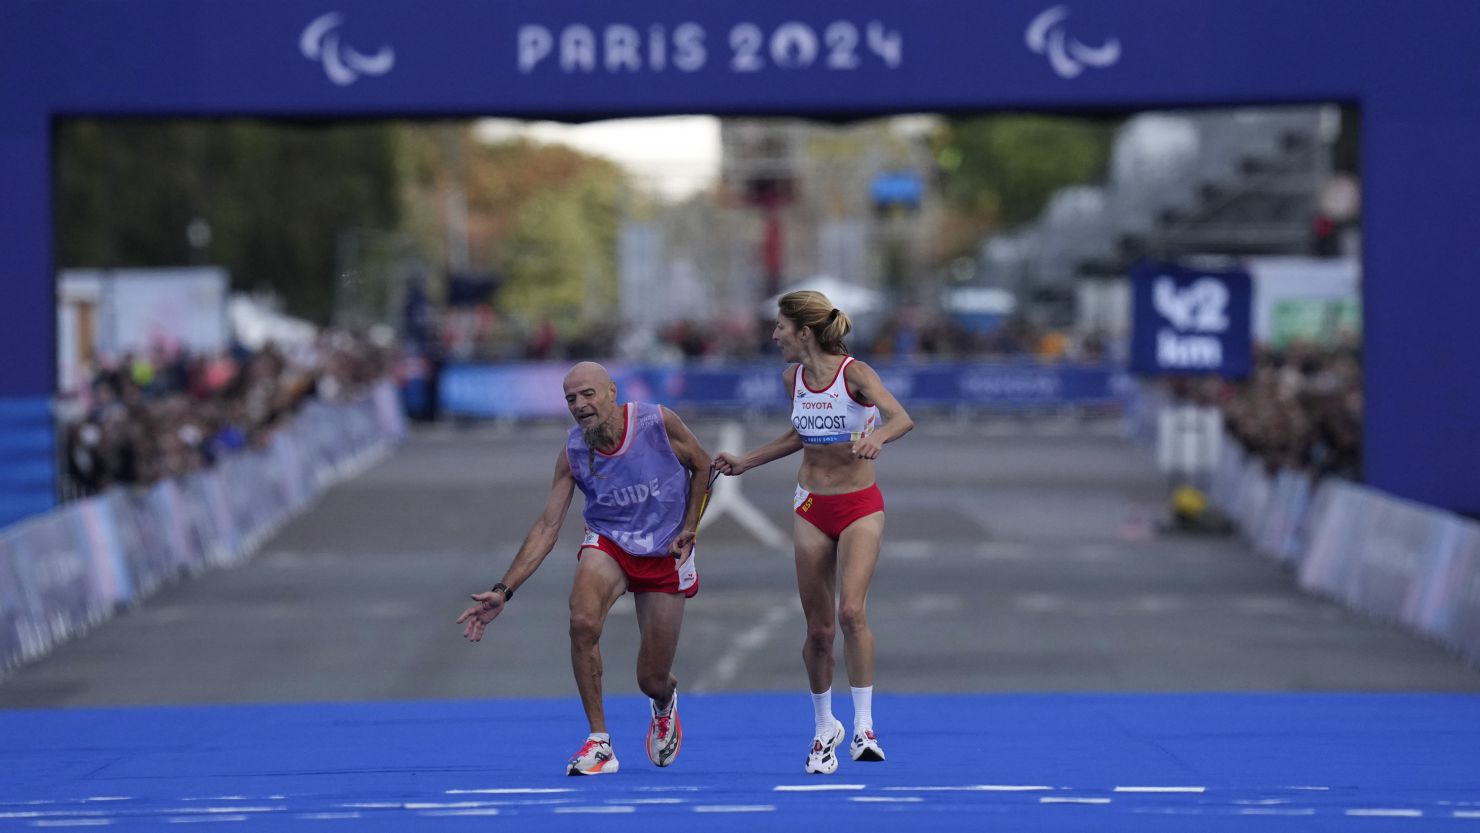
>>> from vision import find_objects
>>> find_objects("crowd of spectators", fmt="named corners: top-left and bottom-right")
top-left (60, 330), bottom-right (395, 498)
top-left (437, 302), bottom-right (1111, 367)
top-left (1171, 341), bottom-right (1363, 483)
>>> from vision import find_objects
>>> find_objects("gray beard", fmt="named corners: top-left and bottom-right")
top-left (582, 419), bottom-right (619, 451)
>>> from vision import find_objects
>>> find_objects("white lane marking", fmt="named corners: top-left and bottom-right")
top-left (3, 802), bottom-right (56, 807)
top-left (694, 601), bottom-right (796, 692)
top-left (1015, 594), bottom-right (1187, 615)
top-left (850, 797), bottom-right (923, 803)
top-left (80, 798), bottom-right (129, 803)
top-left (423, 799), bottom-right (574, 809)
top-left (635, 786), bottom-right (702, 792)
top-left (419, 809), bottom-right (501, 817)
top-left (1071, 544), bottom-right (1121, 561)
top-left (1232, 799), bottom-right (1289, 805)
top-left (976, 542), bottom-right (1033, 560)
top-left (693, 805), bottom-right (776, 813)
top-left (295, 813), bottom-right (361, 820)
top-left (1114, 786), bottom-right (1205, 793)
top-left (445, 788), bottom-right (575, 795)
top-left (700, 423), bottom-right (788, 549)
top-left (1455, 811), bottom-right (1480, 819)
top-left (1286, 786), bottom-right (1330, 791)
top-left (1346, 809), bottom-right (1422, 818)
top-left (905, 594), bottom-right (963, 615)
top-left (29, 823), bottom-right (112, 829)
top-left (885, 785), bottom-right (1053, 792)
top-left (886, 541), bottom-right (935, 560)
top-left (6, 813), bottom-right (110, 820)
top-left (165, 817), bottom-right (250, 824)
top-left (773, 784), bottom-right (867, 792)
top-left (1232, 596), bottom-right (1305, 615)
top-left (336, 803), bottom-right (401, 809)
top-left (553, 807), bottom-right (635, 814)
top-left (615, 799), bottom-right (685, 805)
top-left (405, 802), bottom-right (498, 810)
top-left (1238, 808), bottom-right (1316, 816)
top-left (156, 807), bottom-right (283, 815)
top-left (1041, 797), bottom-right (1111, 804)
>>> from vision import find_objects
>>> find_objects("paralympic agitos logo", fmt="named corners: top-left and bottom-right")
top-left (300, 12), bottom-right (396, 86)
top-left (1025, 5), bottom-right (1120, 79)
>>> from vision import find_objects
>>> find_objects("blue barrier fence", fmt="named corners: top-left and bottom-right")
top-left (441, 361), bottom-right (1132, 419)
top-left (1209, 434), bottom-right (1480, 667)
top-left (0, 382), bottom-right (406, 675)
top-left (0, 396), bottom-right (56, 531)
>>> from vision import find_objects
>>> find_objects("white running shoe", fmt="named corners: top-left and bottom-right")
top-left (646, 691), bottom-right (682, 767)
top-left (566, 737), bottom-right (619, 775)
top-left (804, 719), bottom-right (845, 774)
top-left (850, 728), bottom-right (886, 762)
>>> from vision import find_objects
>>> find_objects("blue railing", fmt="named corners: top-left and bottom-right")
top-left (440, 360), bottom-right (1132, 419)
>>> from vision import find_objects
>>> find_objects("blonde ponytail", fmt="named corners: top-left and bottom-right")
top-left (778, 290), bottom-right (852, 355)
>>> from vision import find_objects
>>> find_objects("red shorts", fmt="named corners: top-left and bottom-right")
top-left (578, 530), bottom-right (699, 597)
top-left (793, 483), bottom-right (885, 540)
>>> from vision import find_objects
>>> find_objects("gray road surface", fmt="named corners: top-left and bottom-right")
top-left (2, 416), bottom-right (1477, 708)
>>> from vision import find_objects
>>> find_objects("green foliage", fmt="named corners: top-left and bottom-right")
top-left (938, 115), bottom-right (1118, 227)
top-left (55, 120), bottom-right (402, 322)
top-left (497, 172), bottom-right (620, 333)
top-left (397, 128), bottom-right (625, 336)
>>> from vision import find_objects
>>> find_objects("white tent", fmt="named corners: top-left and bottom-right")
top-left (229, 294), bottom-right (318, 350)
top-left (762, 275), bottom-right (885, 346)
top-left (763, 274), bottom-right (884, 317)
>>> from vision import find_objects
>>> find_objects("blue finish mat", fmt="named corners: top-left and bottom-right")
top-left (3, 692), bottom-right (1478, 831)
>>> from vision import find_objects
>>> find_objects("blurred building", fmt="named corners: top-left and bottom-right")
top-left (979, 106), bottom-right (1355, 338)
top-left (717, 116), bottom-right (940, 303)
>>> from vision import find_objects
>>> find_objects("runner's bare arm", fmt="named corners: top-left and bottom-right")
top-left (661, 406), bottom-right (712, 561)
top-left (713, 364), bottom-right (804, 475)
top-left (845, 359), bottom-right (914, 460)
top-left (457, 447), bottom-right (576, 641)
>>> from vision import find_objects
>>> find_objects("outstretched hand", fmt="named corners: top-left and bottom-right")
top-left (457, 591), bottom-right (507, 642)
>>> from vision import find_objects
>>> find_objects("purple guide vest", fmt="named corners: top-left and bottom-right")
top-left (567, 402), bottom-right (689, 556)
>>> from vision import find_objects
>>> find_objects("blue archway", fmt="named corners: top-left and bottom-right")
top-left (3, 0), bottom-right (1478, 518)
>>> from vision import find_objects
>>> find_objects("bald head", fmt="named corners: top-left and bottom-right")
top-left (564, 361), bottom-right (613, 391)
top-left (564, 362), bottom-right (621, 444)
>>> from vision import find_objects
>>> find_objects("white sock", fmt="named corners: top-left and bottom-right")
top-left (811, 689), bottom-right (836, 737)
top-left (588, 732), bottom-right (610, 743)
top-left (851, 685), bottom-right (874, 734)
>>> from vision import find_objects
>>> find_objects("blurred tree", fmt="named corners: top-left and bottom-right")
top-left (400, 128), bottom-right (624, 339)
top-left (932, 114), bottom-right (1118, 256)
top-left (55, 120), bottom-right (402, 323)
top-left (496, 170), bottom-right (620, 336)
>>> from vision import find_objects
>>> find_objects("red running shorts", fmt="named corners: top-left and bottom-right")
top-left (793, 483), bottom-right (885, 540)
top-left (578, 530), bottom-right (698, 597)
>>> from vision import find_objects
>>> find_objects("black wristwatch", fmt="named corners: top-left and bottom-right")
top-left (491, 582), bottom-right (513, 602)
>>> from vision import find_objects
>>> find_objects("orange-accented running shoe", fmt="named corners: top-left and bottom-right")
top-left (566, 737), bottom-right (619, 776)
top-left (646, 690), bottom-right (682, 767)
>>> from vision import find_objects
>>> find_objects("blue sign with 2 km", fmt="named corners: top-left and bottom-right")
top-left (1130, 260), bottom-right (1252, 378)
